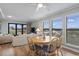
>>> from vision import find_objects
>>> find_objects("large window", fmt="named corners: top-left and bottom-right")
top-left (66, 13), bottom-right (79, 46)
top-left (17, 24), bottom-right (22, 35)
top-left (9, 24), bottom-right (16, 35)
top-left (52, 18), bottom-right (62, 36)
top-left (43, 20), bottom-right (50, 36)
top-left (43, 20), bottom-right (49, 30)
top-left (23, 25), bottom-right (27, 34)
top-left (8, 23), bottom-right (27, 36)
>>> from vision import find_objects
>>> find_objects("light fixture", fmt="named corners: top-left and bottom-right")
top-left (36, 28), bottom-right (40, 32)
top-left (38, 3), bottom-right (43, 8)
top-left (7, 15), bottom-right (12, 18)
top-left (36, 3), bottom-right (46, 11)
top-left (36, 28), bottom-right (41, 34)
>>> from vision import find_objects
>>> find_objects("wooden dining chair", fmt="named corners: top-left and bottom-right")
top-left (31, 36), bottom-right (43, 56)
top-left (42, 37), bottom-right (57, 56)
top-left (52, 31), bottom-right (63, 56)
top-left (56, 37), bottom-right (63, 56)
top-left (27, 37), bottom-right (37, 56)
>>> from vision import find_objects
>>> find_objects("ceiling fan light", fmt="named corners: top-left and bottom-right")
top-left (7, 15), bottom-right (12, 18)
top-left (38, 3), bottom-right (43, 8)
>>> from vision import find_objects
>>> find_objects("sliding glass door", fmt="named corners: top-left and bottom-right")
top-left (17, 24), bottom-right (22, 35)
top-left (8, 23), bottom-right (27, 36)
top-left (9, 24), bottom-right (16, 36)
top-left (23, 25), bottom-right (27, 34)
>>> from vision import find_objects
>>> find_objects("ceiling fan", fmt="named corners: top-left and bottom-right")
top-left (36, 3), bottom-right (47, 11)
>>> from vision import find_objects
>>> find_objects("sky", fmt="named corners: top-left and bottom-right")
top-left (67, 13), bottom-right (79, 29)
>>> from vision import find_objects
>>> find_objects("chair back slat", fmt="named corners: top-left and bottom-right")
top-left (48, 37), bottom-right (57, 52)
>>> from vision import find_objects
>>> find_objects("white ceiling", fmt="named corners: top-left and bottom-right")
top-left (0, 3), bottom-right (77, 22)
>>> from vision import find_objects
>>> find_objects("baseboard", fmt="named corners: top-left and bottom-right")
top-left (65, 43), bottom-right (79, 49)
top-left (63, 43), bottom-right (79, 53)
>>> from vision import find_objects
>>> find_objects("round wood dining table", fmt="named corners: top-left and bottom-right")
top-left (31, 36), bottom-right (57, 44)
top-left (31, 37), bottom-right (49, 44)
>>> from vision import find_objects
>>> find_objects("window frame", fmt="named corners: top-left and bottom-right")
top-left (8, 23), bottom-right (27, 36)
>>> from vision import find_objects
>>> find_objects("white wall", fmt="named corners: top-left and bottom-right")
top-left (1, 21), bottom-right (8, 34)
top-left (32, 20), bottom-right (43, 32)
